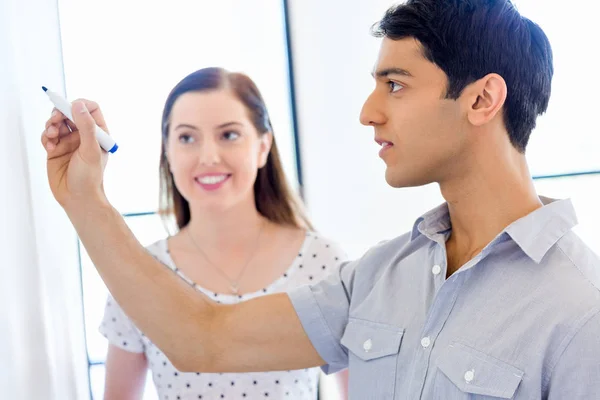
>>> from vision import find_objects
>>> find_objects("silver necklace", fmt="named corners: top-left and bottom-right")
top-left (186, 220), bottom-right (265, 295)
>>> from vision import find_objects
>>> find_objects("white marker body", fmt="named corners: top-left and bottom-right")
top-left (45, 89), bottom-right (118, 153)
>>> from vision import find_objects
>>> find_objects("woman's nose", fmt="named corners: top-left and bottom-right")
top-left (198, 139), bottom-right (221, 166)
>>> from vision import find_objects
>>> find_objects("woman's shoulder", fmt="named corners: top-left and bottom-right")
top-left (302, 230), bottom-right (348, 262)
top-left (144, 237), bottom-right (171, 259)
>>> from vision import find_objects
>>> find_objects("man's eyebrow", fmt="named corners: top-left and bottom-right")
top-left (371, 67), bottom-right (413, 78)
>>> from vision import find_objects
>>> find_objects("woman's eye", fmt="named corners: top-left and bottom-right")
top-left (222, 131), bottom-right (240, 141)
top-left (178, 134), bottom-right (195, 144)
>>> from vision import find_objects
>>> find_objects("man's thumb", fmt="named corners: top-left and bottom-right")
top-left (72, 101), bottom-right (100, 157)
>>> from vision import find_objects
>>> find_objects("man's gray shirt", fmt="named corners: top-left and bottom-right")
top-left (289, 198), bottom-right (600, 399)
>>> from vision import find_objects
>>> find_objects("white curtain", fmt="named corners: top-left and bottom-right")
top-left (0, 0), bottom-right (89, 398)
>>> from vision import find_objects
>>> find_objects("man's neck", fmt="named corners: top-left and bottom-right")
top-left (440, 149), bottom-right (542, 276)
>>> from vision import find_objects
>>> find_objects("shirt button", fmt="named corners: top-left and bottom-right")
top-left (420, 337), bottom-right (431, 348)
top-left (363, 339), bottom-right (373, 352)
top-left (432, 264), bottom-right (442, 275)
top-left (464, 369), bottom-right (475, 383)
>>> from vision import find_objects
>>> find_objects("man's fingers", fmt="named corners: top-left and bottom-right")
top-left (46, 125), bottom-right (58, 138)
top-left (49, 108), bottom-right (66, 124)
top-left (64, 118), bottom-right (76, 132)
top-left (73, 98), bottom-right (109, 132)
top-left (58, 120), bottom-right (73, 137)
top-left (71, 101), bottom-right (102, 161)
top-left (44, 120), bottom-right (72, 140)
top-left (41, 130), bottom-right (58, 152)
top-left (44, 129), bottom-right (81, 159)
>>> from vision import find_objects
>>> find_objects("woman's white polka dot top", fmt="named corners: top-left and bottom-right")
top-left (99, 231), bottom-right (347, 400)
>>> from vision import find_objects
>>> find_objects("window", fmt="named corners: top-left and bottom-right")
top-left (57, 0), bottom-right (299, 397)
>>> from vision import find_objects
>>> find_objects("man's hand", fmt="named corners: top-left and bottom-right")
top-left (41, 99), bottom-right (109, 209)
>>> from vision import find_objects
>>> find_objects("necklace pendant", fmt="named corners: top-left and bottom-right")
top-left (231, 285), bottom-right (239, 295)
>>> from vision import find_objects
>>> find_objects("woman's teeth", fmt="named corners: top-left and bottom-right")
top-left (196, 175), bottom-right (228, 184)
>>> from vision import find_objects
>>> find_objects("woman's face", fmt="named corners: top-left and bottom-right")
top-left (166, 89), bottom-right (272, 212)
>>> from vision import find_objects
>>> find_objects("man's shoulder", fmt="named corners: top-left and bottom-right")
top-left (352, 230), bottom-right (421, 275)
top-left (543, 231), bottom-right (600, 308)
top-left (554, 231), bottom-right (600, 290)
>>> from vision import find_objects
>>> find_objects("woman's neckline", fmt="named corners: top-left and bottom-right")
top-left (161, 231), bottom-right (315, 300)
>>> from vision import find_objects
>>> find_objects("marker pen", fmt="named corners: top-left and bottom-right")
top-left (42, 86), bottom-right (118, 153)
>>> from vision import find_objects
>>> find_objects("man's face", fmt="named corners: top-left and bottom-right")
top-left (360, 37), bottom-right (469, 188)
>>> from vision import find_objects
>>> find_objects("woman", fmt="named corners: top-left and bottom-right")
top-left (98, 68), bottom-right (349, 399)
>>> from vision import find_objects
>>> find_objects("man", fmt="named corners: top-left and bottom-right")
top-left (42, 0), bottom-right (600, 398)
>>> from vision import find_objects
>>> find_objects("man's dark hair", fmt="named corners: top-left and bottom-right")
top-left (372, 0), bottom-right (553, 152)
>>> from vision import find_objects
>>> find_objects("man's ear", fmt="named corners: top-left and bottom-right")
top-left (463, 73), bottom-right (507, 127)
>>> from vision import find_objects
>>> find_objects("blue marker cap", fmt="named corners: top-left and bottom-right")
top-left (108, 143), bottom-right (119, 153)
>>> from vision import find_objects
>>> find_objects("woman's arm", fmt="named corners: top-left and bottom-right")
top-left (332, 369), bottom-right (349, 399)
top-left (103, 345), bottom-right (148, 400)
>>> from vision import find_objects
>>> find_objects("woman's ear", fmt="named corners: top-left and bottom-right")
top-left (163, 143), bottom-right (174, 172)
top-left (258, 132), bottom-right (273, 169)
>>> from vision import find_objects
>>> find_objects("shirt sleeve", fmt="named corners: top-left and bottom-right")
top-left (547, 308), bottom-right (600, 399)
top-left (287, 259), bottom-right (357, 374)
top-left (99, 294), bottom-right (146, 353)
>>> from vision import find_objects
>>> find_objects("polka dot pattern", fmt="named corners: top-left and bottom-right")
top-left (99, 231), bottom-right (347, 399)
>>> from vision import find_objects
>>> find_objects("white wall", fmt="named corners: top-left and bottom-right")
top-left (0, 0), bottom-right (89, 397)
top-left (288, 0), bottom-right (444, 259)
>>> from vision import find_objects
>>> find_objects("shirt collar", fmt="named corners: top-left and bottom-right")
top-left (504, 197), bottom-right (578, 263)
top-left (411, 203), bottom-right (451, 241)
top-left (411, 197), bottom-right (578, 263)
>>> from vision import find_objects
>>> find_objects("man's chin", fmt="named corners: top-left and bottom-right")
top-left (385, 170), bottom-right (431, 189)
